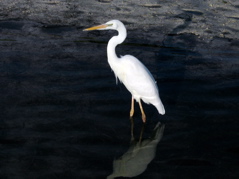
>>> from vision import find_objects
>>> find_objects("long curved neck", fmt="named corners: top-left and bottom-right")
top-left (107, 24), bottom-right (127, 64)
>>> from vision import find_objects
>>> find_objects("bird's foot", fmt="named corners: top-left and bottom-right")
top-left (130, 110), bottom-right (134, 118)
top-left (142, 114), bottom-right (146, 123)
top-left (130, 107), bottom-right (134, 118)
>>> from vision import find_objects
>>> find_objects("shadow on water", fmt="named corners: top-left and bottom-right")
top-left (107, 121), bottom-right (165, 179)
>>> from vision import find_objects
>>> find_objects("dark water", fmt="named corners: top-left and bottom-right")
top-left (0, 20), bottom-right (239, 178)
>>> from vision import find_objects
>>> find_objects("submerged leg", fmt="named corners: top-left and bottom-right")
top-left (139, 99), bottom-right (146, 123)
top-left (130, 117), bottom-right (134, 142)
top-left (139, 123), bottom-right (145, 144)
top-left (130, 96), bottom-right (134, 118)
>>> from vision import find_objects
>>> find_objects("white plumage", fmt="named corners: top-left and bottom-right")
top-left (84, 20), bottom-right (165, 122)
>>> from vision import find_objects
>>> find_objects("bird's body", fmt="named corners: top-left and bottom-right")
top-left (110, 54), bottom-right (165, 115)
top-left (84, 20), bottom-right (165, 122)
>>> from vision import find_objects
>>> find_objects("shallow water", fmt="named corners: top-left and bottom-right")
top-left (0, 20), bottom-right (239, 178)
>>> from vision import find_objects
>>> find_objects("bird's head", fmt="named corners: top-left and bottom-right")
top-left (83, 20), bottom-right (122, 31)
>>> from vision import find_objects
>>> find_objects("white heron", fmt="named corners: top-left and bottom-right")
top-left (83, 20), bottom-right (165, 122)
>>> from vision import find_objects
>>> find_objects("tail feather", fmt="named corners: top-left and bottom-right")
top-left (154, 102), bottom-right (165, 115)
top-left (141, 96), bottom-right (165, 115)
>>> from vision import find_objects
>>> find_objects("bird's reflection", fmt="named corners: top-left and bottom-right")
top-left (107, 119), bottom-right (165, 179)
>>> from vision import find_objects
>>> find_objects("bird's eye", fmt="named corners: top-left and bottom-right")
top-left (107, 24), bottom-right (113, 27)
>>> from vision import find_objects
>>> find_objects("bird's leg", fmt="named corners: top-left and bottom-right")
top-left (139, 99), bottom-right (146, 123)
top-left (130, 96), bottom-right (134, 118)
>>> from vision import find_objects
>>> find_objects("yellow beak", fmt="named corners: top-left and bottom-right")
top-left (83, 24), bottom-right (108, 31)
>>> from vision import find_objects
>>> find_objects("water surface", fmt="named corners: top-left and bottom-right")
top-left (0, 20), bottom-right (239, 178)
